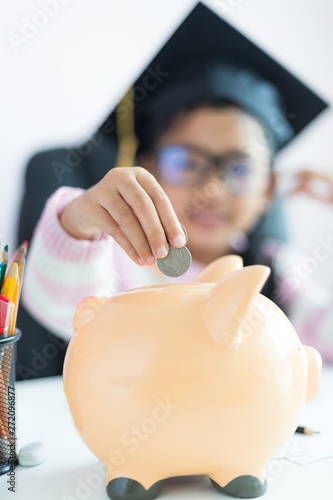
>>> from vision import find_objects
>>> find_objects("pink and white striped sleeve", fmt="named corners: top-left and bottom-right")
top-left (21, 187), bottom-right (117, 340)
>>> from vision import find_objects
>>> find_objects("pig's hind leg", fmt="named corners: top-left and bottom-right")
top-left (106, 477), bottom-right (164, 500)
top-left (209, 473), bottom-right (266, 498)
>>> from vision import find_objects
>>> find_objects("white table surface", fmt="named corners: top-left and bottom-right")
top-left (1, 366), bottom-right (333, 500)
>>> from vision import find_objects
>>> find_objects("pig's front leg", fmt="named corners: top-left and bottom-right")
top-left (209, 469), bottom-right (266, 498)
top-left (106, 477), bottom-right (164, 500)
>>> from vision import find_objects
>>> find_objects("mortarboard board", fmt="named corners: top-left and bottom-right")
top-left (99, 1), bottom-right (328, 165)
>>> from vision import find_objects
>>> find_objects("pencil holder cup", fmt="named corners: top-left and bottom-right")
top-left (0, 329), bottom-right (21, 476)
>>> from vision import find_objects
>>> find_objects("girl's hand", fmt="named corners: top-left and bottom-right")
top-left (287, 169), bottom-right (333, 204)
top-left (60, 167), bottom-right (186, 266)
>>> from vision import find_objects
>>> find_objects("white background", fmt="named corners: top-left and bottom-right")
top-left (0, 0), bottom-right (332, 327)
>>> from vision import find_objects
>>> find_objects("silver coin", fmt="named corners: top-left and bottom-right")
top-left (157, 243), bottom-right (192, 277)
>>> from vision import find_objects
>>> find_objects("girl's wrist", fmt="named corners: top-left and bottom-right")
top-left (59, 196), bottom-right (99, 240)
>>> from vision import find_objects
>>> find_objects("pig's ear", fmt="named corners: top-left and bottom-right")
top-left (72, 296), bottom-right (110, 330)
top-left (193, 255), bottom-right (243, 283)
top-left (204, 265), bottom-right (270, 348)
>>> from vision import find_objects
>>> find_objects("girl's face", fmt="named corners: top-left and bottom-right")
top-left (141, 106), bottom-right (275, 264)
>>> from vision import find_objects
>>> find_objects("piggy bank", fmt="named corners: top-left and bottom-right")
top-left (63, 255), bottom-right (321, 500)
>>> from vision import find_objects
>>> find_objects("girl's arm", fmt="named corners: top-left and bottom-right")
top-left (21, 187), bottom-right (117, 339)
top-left (22, 166), bottom-right (187, 339)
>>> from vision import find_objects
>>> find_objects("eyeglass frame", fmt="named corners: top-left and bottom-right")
top-left (150, 142), bottom-right (273, 198)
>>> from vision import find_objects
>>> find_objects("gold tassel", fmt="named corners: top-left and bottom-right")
top-left (114, 86), bottom-right (138, 168)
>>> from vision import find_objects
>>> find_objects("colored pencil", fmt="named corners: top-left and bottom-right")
top-left (0, 295), bottom-right (13, 336)
top-left (2, 263), bottom-right (19, 303)
top-left (0, 245), bottom-right (8, 291)
top-left (11, 247), bottom-right (26, 335)
top-left (15, 245), bottom-right (26, 282)
top-left (1, 245), bottom-right (8, 261)
top-left (6, 240), bottom-right (27, 273)
top-left (9, 284), bottom-right (19, 336)
top-left (7, 248), bottom-right (19, 273)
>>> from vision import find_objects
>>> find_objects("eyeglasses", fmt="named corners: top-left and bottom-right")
top-left (153, 144), bottom-right (271, 197)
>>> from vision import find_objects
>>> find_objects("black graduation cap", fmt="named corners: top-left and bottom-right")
top-left (100, 1), bottom-right (328, 165)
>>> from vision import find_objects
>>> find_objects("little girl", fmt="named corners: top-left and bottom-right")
top-left (17, 3), bottom-right (329, 378)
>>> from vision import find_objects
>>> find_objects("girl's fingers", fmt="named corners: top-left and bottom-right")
top-left (115, 170), bottom-right (171, 258)
top-left (288, 171), bottom-right (333, 204)
top-left (101, 188), bottom-right (159, 265)
top-left (133, 168), bottom-right (186, 249)
top-left (89, 167), bottom-right (187, 266)
top-left (92, 205), bottom-right (146, 266)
